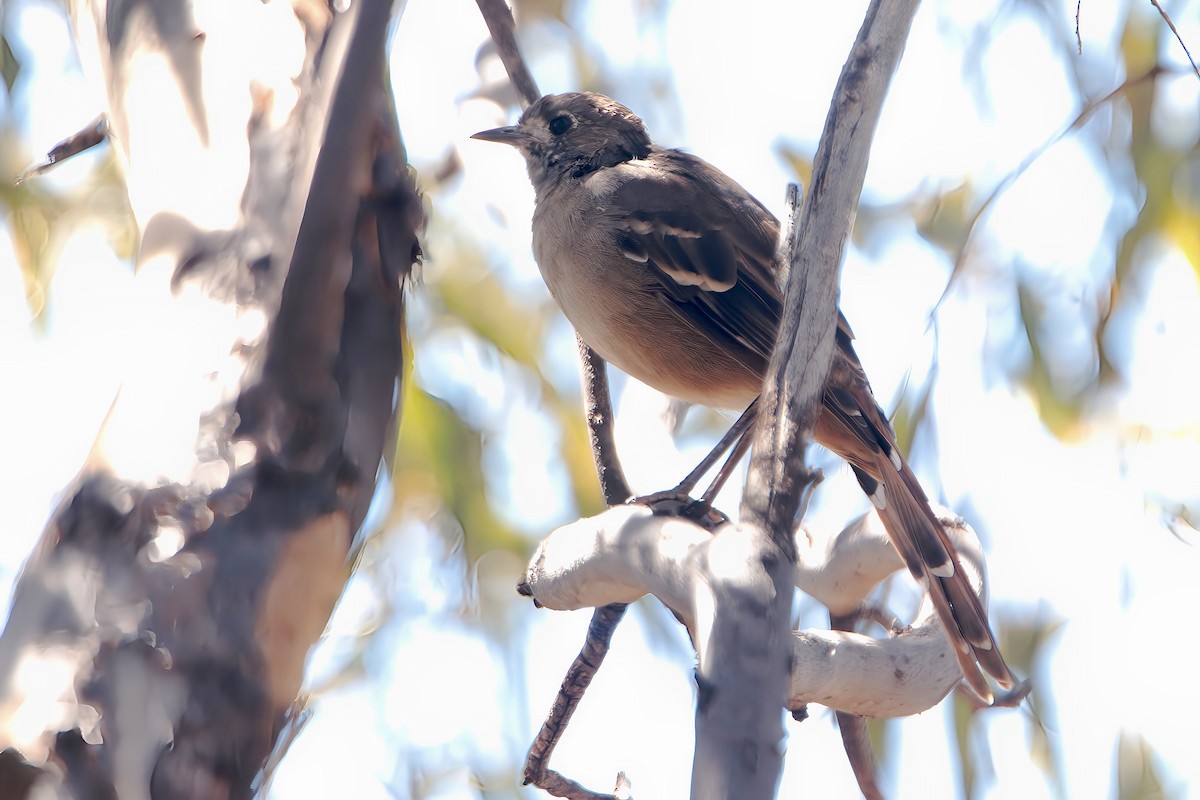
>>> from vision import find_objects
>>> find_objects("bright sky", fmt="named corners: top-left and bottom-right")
top-left (3, 0), bottom-right (1200, 798)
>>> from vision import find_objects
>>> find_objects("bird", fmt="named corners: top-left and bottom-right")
top-left (474, 91), bottom-right (1013, 701)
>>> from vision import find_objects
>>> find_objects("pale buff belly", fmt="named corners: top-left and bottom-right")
top-left (532, 219), bottom-right (761, 410)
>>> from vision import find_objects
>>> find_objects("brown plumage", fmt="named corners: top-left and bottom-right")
top-left (475, 92), bottom-right (1013, 700)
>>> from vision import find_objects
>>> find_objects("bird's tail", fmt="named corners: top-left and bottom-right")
top-left (849, 456), bottom-right (1014, 703)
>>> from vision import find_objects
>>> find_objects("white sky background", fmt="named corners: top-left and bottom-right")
top-left (2, 0), bottom-right (1200, 798)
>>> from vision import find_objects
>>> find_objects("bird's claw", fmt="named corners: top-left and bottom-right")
top-left (628, 491), bottom-right (729, 531)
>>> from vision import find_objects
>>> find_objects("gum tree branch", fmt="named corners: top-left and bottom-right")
top-left (472, 4), bottom-right (635, 797)
top-left (692, 3), bottom-right (921, 796)
top-left (522, 503), bottom-right (985, 718)
top-left (0, 1), bottom-right (418, 796)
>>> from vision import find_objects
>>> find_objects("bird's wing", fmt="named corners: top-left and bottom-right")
top-left (601, 149), bottom-right (784, 374)
top-left (602, 149), bottom-right (859, 374)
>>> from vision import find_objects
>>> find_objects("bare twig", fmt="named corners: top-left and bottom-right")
top-left (522, 604), bottom-right (629, 799)
top-left (471, 7), bottom-right (635, 798)
top-left (835, 712), bottom-right (885, 800)
top-left (474, 0), bottom-right (541, 107)
top-left (518, 351), bottom-right (633, 797)
top-left (929, 66), bottom-right (1165, 322)
top-left (13, 116), bottom-right (108, 185)
top-left (1151, 0), bottom-right (1200, 81)
top-left (774, 182), bottom-right (802, 284)
top-left (578, 335), bottom-right (633, 506)
top-left (516, 257), bottom-right (634, 800)
top-left (830, 610), bottom-right (884, 800)
top-left (531, 771), bottom-right (631, 800)
top-left (1075, 1), bottom-right (1082, 55)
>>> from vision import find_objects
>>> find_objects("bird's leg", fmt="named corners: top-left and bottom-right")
top-left (669, 417), bottom-right (754, 526)
top-left (697, 422), bottom-right (755, 506)
top-left (632, 400), bottom-right (760, 527)
top-left (672, 398), bottom-right (760, 495)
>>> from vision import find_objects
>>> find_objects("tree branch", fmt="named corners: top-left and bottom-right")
top-left (687, 2), bottom-right (920, 796)
top-left (474, 0), bottom-right (541, 107)
top-left (0, 2), bottom-right (416, 797)
top-left (577, 335), bottom-right (633, 505)
top-left (522, 503), bottom-right (988, 718)
top-left (13, 116), bottom-right (108, 185)
top-left (250, 0), bottom-right (396, 470)
top-left (470, 6), bottom-right (638, 798)
top-left (741, 0), bottom-right (921, 544)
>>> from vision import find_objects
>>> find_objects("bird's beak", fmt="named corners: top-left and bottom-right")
top-left (471, 125), bottom-right (532, 147)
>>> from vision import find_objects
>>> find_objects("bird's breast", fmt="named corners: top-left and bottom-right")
top-left (531, 194), bottom-right (760, 410)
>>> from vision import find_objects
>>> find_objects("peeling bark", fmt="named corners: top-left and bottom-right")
top-left (0, 1), bottom-right (420, 797)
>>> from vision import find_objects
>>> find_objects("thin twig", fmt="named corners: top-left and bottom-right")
top-left (474, 0), bottom-right (541, 107)
top-left (774, 183), bottom-right (802, 285)
top-left (471, 6), bottom-right (632, 798)
top-left (516, 310), bottom-right (635, 800)
top-left (1075, 1), bottom-right (1082, 55)
top-left (830, 610), bottom-right (884, 800)
top-left (928, 66), bottom-right (1165, 323)
top-left (523, 604), bottom-right (629, 799)
top-left (578, 336), bottom-right (633, 506)
top-left (520, 344), bottom-right (634, 797)
top-left (1150, 0), bottom-right (1200, 81)
top-left (834, 713), bottom-right (885, 800)
top-left (532, 770), bottom-right (630, 800)
top-left (14, 116), bottom-right (108, 185)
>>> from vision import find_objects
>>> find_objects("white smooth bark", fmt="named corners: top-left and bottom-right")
top-left (524, 502), bottom-right (988, 718)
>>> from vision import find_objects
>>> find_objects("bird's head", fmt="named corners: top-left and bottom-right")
top-left (473, 92), bottom-right (653, 189)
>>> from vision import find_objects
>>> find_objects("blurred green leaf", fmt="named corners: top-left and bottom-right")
top-left (889, 370), bottom-right (936, 461)
top-left (1, 33), bottom-right (19, 95)
top-left (418, 228), bottom-right (614, 519)
top-left (513, 0), bottom-right (568, 24)
top-left (392, 382), bottom-right (527, 561)
top-left (2, 144), bottom-right (133, 325)
top-left (1166, 201), bottom-right (1200, 283)
top-left (91, 151), bottom-right (138, 260)
top-left (914, 182), bottom-right (974, 257)
top-left (1097, 23), bottom-right (1198, 403)
top-left (436, 245), bottom-right (550, 369)
top-left (776, 142), bottom-right (813, 192)
top-left (8, 190), bottom-right (59, 323)
top-left (952, 693), bottom-right (979, 798)
top-left (866, 716), bottom-right (891, 778)
top-left (1016, 280), bottom-right (1088, 439)
top-left (998, 616), bottom-right (1062, 684)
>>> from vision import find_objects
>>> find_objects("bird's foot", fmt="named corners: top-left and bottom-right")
top-left (628, 490), bottom-right (729, 531)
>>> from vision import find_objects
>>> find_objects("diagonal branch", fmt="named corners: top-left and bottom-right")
top-left (13, 116), bottom-right (108, 185)
top-left (474, 0), bottom-right (541, 107)
top-left (521, 503), bottom-right (995, 718)
top-left (741, 0), bottom-right (921, 543)
top-left (689, 3), bottom-right (921, 797)
top-left (0, 3), bottom-right (416, 798)
top-left (471, 6), bottom-right (636, 798)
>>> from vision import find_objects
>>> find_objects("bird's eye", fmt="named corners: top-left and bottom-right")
top-left (548, 115), bottom-right (573, 135)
